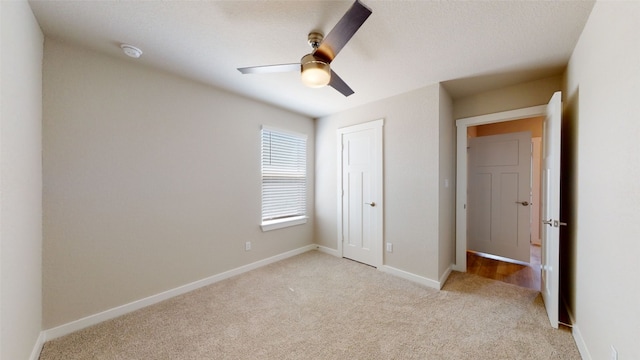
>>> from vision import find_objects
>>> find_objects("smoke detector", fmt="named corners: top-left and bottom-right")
top-left (120, 44), bottom-right (143, 58)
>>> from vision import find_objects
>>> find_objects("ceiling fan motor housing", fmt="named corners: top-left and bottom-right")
top-left (307, 32), bottom-right (324, 49)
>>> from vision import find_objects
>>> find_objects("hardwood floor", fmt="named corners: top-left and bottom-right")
top-left (466, 245), bottom-right (541, 291)
top-left (466, 246), bottom-right (574, 326)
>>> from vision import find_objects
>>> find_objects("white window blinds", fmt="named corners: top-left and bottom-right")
top-left (261, 127), bottom-right (307, 222)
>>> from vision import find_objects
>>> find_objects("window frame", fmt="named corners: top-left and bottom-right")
top-left (260, 126), bottom-right (308, 231)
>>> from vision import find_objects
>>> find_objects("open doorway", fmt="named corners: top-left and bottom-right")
top-left (454, 105), bottom-right (548, 273)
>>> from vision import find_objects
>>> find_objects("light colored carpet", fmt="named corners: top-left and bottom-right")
top-left (40, 251), bottom-right (580, 359)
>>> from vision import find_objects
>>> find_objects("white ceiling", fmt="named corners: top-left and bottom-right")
top-left (28, 0), bottom-right (595, 118)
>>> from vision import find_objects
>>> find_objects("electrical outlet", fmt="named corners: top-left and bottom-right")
top-left (245, 241), bottom-right (251, 251)
top-left (610, 345), bottom-right (618, 360)
top-left (386, 243), bottom-right (393, 253)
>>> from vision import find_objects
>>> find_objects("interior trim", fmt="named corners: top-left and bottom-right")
top-left (380, 265), bottom-right (442, 290)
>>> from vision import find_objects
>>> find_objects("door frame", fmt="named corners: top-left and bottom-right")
top-left (337, 119), bottom-right (384, 268)
top-left (454, 105), bottom-right (546, 272)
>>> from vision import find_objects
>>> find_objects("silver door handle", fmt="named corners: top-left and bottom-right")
top-left (542, 219), bottom-right (553, 226)
top-left (365, 202), bottom-right (376, 207)
top-left (516, 201), bottom-right (530, 206)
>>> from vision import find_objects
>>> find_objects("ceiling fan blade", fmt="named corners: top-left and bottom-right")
top-left (238, 63), bottom-right (300, 74)
top-left (329, 70), bottom-right (354, 97)
top-left (314, 0), bottom-right (372, 63)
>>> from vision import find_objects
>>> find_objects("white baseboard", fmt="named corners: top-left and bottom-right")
top-left (30, 331), bottom-right (45, 360)
top-left (572, 323), bottom-right (591, 360)
top-left (561, 295), bottom-right (575, 326)
top-left (380, 265), bottom-right (441, 290)
top-left (316, 245), bottom-right (339, 257)
top-left (438, 265), bottom-right (453, 289)
top-left (43, 244), bottom-right (316, 342)
top-left (451, 263), bottom-right (465, 272)
top-left (315, 247), bottom-right (445, 290)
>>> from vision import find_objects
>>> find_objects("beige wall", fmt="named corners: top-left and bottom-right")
top-left (315, 84), bottom-right (452, 282)
top-left (563, 2), bottom-right (640, 358)
top-left (472, 116), bottom-right (543, 138)
top-left (438, 86), bottom-right (455, 279)
top-left (42, 40), bottom-right (315, 328)
top-left (0, 1), bottom-right (44, 359)
top-left (454, 75), bottom-right (562, 120)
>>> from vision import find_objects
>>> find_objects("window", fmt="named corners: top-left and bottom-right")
top-left (261, 126), bottom-right (307, 231)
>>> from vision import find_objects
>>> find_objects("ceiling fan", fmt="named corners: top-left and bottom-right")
top-left (237, 0), bottom-right (372, 97)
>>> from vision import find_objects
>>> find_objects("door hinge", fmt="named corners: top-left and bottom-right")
top-left (543, 219), bottom-right (568, 227)
top-left (554, 220), bottom-right (568, 227)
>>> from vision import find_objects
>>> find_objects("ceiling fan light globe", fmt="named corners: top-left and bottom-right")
top-left (301, 54), bottom-right (331, 88)
top-left (302, 68), bottom-right (331, 88)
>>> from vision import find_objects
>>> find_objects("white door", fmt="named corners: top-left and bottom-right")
top-left (338, 120), bottom-right (383, 267)
top-left (541, 91), bottom-right (562, 328)
top-left (468, 131), bottom-right (532, 263)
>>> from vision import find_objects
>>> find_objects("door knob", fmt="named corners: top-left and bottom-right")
top-left (364, 202), bottom-right (376, 207)
top-left (542, 219), bottom-right (553, 226)
top-left (516, 201), bottom-right (530, 206)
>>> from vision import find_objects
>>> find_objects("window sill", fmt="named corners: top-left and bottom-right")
top-left (261, 216), bottom-right (308, 232)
